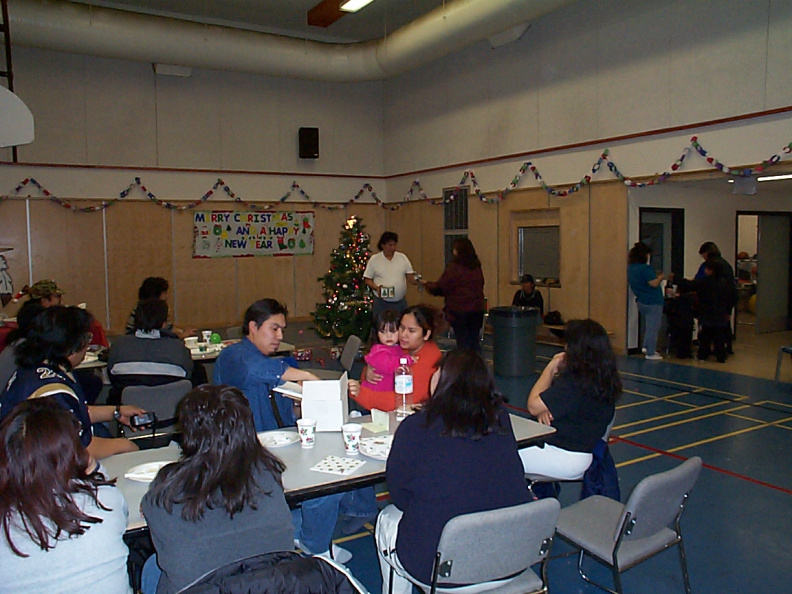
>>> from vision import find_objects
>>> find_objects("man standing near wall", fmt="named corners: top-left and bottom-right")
top-left (363, 231), bottom-right (418, 318)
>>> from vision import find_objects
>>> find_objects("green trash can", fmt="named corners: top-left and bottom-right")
top-left (490, 306), bottom-right (540, 377)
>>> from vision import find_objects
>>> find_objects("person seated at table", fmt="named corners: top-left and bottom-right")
top-left (0, 399), bottom-right (132, 593)
top-left (519, 319), bottom-right (621, 486)
top-left (0, 306), bottom-right (144, 460)
top-left (125, 277), bottom-right (196, 339)
top-left (361, 309), bottom-right (414, 393)
top-left (108, 298), bottom-right (194, 405)
top-left (353, 304), bottom-right (442, 413)
top-left (213, 298), bottom-right (378, 562)
top-left (140, 384), bottom-right (294, 594)
top-left (14, 279), bottom-right (110, 348)
top-left (0, 301), bottom-right (46, 393)
top-left (512, 273), bottom-right (544, 314)
top-left (376, 349), bottom-right (530, 592)
top-left (14, 279), bottom-right (108, 404)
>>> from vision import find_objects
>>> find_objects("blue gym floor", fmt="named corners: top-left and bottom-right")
top-left (332, 344), bottom-right (792, 593)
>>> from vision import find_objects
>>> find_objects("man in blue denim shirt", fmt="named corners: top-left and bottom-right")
top-left (213, 298), bottom-right (377, 562)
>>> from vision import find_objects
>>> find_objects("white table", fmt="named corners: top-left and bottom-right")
top-left (187, 339), bottom-right (295, 361)
top-left (103, 412), bottom-right (554, 532)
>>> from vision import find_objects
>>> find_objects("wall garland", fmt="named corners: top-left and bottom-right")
top-left (1, 136), bottom-right (789, 213)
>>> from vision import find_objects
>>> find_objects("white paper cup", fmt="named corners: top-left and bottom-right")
top-left (297, 418), bottom-right (317, 449)
top-left (342, 423), bottom-right (362, 455)
top-left (201, 330), bottom-right (212, 343)
top-left (184, 337), bottom-right (198, 348)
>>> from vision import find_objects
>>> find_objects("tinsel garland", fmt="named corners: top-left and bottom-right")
top-left (2, 136), bottom-right (790, 212)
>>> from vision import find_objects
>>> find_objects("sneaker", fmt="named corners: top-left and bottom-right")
top-left (645, 353), bottom-right (663, 360)
top-left (299, 541), bottom-right (353, 564)
top-left (641, 347), bottom-right (647, 354)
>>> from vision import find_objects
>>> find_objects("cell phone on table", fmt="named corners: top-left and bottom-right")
top-left (130, 412), bottom-right (155, 428)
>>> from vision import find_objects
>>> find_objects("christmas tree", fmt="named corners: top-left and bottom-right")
top-left (312, 216), bottom-right (373, 343)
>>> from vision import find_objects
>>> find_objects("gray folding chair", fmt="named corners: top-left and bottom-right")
top-left (774, 345), bottom-right (792, 384)
top-left (225, 325), bottom-right (244, 340)
top-left (312, 334), bottom-right (362, 380)
top-left (120, 379), bottom-right (192, 447)
top-left (396, 498), bottom-right (560, 594)
top-left (556, 456), bottom-right (703, 594)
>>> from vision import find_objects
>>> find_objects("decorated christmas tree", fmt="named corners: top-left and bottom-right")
top-left (312, 216), bottom-right (373, 343)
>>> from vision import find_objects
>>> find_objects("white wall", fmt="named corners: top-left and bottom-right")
top-left (0, 47), bottom-right (385, 204)
top-left (383, 0), bottom-right (792, 199)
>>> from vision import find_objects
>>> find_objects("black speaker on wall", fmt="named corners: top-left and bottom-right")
top-left (299, 127), bottom-right (319, 159)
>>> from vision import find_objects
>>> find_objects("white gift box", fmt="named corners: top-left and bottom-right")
top-left (274, 372), bottom-right (349, 432)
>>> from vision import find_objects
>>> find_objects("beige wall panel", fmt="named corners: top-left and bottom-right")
top-left (496, 188), bottom-right (553, 307)
top-left (237, 251), bottom-right (294, 321)
top-left (468, 198), bottom-right (499, 307)
top-left (0, 200), bottom-right (31, 318)
top-left (171, 206), bottom-right (237, 329)
top-left (416, 202), bottom-right (444, 310)
top-left (28, 201), bottom-right (106, 324)
top-left (590, 182), bottom-right (628, 351)
top-left (105, 202), bottom-right (173, 334)
top-left (551, 192), bottom-right (589, 320)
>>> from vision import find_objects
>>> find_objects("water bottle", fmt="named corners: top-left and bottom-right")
top-left (394, 358), bottom-right (414, 421)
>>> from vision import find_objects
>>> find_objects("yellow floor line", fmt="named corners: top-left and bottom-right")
top-left (334, 525), bottom-right (375, 544)
top-left (619, 405), bottom-right (753, 438)
top-left (615, 415), bottom-right (792, 467)
top-left (617, 391), bottom-right (701, 410)
top-left (619, 370), bottom-right (751, 400)
top-left (615, 400), bottom-right (735, 429)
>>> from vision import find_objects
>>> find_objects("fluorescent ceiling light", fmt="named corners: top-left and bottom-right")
top-left (757, 174), bottom-right (792, 182)
top-left (340, 0), bottom-right (374, 12)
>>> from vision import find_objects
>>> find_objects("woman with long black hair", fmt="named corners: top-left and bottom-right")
top-left (376, 349), bottom-right (529, 593)
top-left (519, 319), bottom-right (621, 481)
top-left (141, 384), bottom-right (294, 594)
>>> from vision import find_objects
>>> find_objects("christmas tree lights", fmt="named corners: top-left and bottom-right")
top-left (312, 216), bottom-right (373, 343)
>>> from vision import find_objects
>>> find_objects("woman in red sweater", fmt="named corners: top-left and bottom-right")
top-left (352, 305), bottom-right (442, 413)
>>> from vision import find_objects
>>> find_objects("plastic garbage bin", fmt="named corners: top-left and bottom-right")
top-left (489, 306), bottom-right (540, 377)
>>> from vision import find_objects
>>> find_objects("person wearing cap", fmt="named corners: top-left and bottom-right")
top-left (15, 280), bottom-right (109, 348)
top-left (512, 274), bottom-right (544, 314)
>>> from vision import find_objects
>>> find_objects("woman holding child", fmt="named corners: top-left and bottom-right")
top-left (351, 305), bottom-right (442, 413)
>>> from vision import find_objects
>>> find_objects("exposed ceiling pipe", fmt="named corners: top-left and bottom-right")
top-left (8, 0), bottom-right (577, 82)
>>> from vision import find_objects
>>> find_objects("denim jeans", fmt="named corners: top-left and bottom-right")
top-left (637, 302), bottom-right (664, 356)
top-left (293, 487), bottom-right (378, 555)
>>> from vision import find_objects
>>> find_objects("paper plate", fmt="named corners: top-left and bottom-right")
top-left (359, 435), bottom-right (394, 461)
top-left (258, 430), bottom-right (300, 448)
top-left (124, 461), bottom-right (170, 482)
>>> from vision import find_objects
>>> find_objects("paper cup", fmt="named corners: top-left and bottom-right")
top-left (201, 330), bottom-right (212, 343)
top-left (297, 418), bottom-right (317, 449)
top-left (342, 423), bottom-right (362, 455)
top-left (184, 337), bottom-right (198, 348)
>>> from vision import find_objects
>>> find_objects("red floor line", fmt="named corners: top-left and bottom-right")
top-left (613, 435), bottom-right (792, 496)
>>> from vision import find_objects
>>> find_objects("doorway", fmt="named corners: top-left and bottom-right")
top-left (735, 211), bottom-right (792, 334)
top-left (639, 208), bottom-right (685, 277)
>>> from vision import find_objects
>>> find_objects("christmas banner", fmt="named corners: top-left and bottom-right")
top-left (193, 210), bottom-right (314, 258)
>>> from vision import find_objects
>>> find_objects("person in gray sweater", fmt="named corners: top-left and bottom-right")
top-left (140, 384), bottom-right (294, 594)
top-left (0, 399), bottom-right (131, 593)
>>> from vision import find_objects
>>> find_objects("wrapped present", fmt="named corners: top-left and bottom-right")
top-left (293, 348), bottom-right (313, 362)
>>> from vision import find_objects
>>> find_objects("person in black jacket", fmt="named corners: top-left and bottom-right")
top-left (512, 274), bottom-right (544, 314)
top-left (684, 260), bottom-right (732, 363)
top-left (664, 284), bottom-right (695, 359)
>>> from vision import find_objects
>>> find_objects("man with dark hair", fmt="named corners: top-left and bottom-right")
top-left (363, 231), bottom-right (418, 317)
top-left (108, 299), bottom-right (194, 405)
top-left (512, 273), bottom-right (544, 314)
top-left (125, 277), bottom-right (196, 338)
top-left (213, 298), bottom-right (377, 563)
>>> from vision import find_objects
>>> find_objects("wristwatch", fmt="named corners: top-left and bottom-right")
top-left (113, 405), bottom-right (122, 421)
